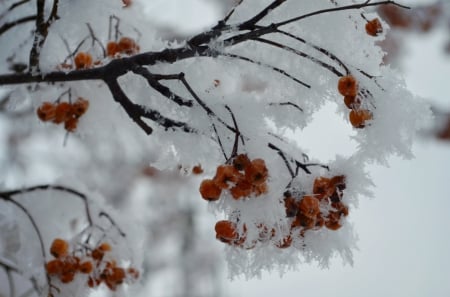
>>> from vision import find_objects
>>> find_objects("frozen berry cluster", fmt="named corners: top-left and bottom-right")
top-left (36, 97), bottom-right (89, 132)
top-left (45, 238), bottom-right (139, 291)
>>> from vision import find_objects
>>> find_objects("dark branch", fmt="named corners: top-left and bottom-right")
top-left (269, 102), bottom-right (303, 112)
top-left (0, 184), bottom-right (93, 226)
top-left (0, 15), bottom-right (36, 35)
top-left (219, 52), bottom-right (311, 88)
top-left (276, 1), bottom-right (410, 27)
top-left (105, 77), bottom-right (196, 134)
top-left (239, 0), bottom-right (287, 30)
top-left (131, 67), bottom-right (193, 107)
top-left (267, 142), bottom-right (295, 178)
top-left (252, 37), bottom-right (344, 77)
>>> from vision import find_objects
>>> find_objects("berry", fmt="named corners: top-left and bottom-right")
top-left (365, 18), bottom-right (383, 37)
top-left (349, 109), bottom-right (373, 128)
top-left (50, 238), bottom-right (69, 258)
top-left (338, 75), bottom-right (358, 97)
top-left (74, 52), bottom-right (93, 69)
top-left (37, 102), bottom-right (56, 122)
top-left (199, 179), bottom-right (222, 201)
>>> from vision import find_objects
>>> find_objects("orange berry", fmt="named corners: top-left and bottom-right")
top-left (298, 196), bottom-right (320, 219)
top-left (46, 259), bottom-right (63, 275)
top-left (230, 179), bottom-right (252, 199)
top-left (79, 261), bottom-right (93, 274)
top-left (107, 42), bottom-right (120, 57)
top-left (53, 102), bottom-right (73, 124)
top-left (60, 272), bottom-right (75, 283)
top-left (325, 211), bottom-right (342, 230)
top-left (50, 238), bottom-right (69, 258)
top-left (192, 165), bottom-right (203, 175)
top-left (37, 102), bottom-right (56, 122)
top-left (343, 95), bottom-right (361, 110)
top-left (122, 0), bottom-right (132, 7)
top-left (365, 18), bottom-right (383, 36)
top-left (349, 109), bottom-right (372, 128)
top-left (253, 182), bottom-right (268, 196)
top-left (72, 97), bottom-right (89, 117)
top-left (110, 267), bottom-right (126, 284)
top-left (213, 165), bottom-right (241, 189)
top-left (233, 154), bottom-right (251, 171)
top-left (64, 117), bottom-right (78, 132)
top-left (74, 52), bottom-right (93, 69)
top-left (91, 248), bottom-right (104, 261)
top-left (215, 220), bottom-right (238, 243)
top-left (312, 177), bottom-right (332, 200)
top-left (199, 179), bottom-right (222, 201)
top-left (118, 37), bottom-right (139, 55)
top-left (338, 75), bottom-right (358, 97)
top-left (244, 159), bottom-right (268, 185)
top-left (284, 194), bottom-right (298, 217)
top-left (98, 242), bottom-right (112, 253)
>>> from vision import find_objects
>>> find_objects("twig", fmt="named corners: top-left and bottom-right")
top-left (131, 67), bottom-right (193, 107)
top-left (269, 102), bottom-right (303, 112)
top-left (0, 15), bottom-right (36, 35)
top-left (252, 38), bottom-right (344, 77)
top-left (267, 142), bottom-right (295, 178)
top-left (219, 52), bottom-right (311, 88)
top-left (99, 212), bottom-right (126, 237)
top-left (276, 0), bottom-right (410, 27)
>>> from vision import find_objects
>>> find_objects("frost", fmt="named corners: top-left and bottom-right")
top-left (0, 0), bottom-right (432, 292)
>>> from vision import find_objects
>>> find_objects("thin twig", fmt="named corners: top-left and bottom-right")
top-left (0, 15), bottom-right (36, 35)
top-left (223, 0), bottom-right (245, 23)
top-left (131, 67), bottom-right (193, 107)
top-left (267, 143), bottom-right (295, 178)
top-left (219, 52), bottom-right (311, 88)
top-left (252, 38), bottom-right (344, 77)
top-left (276, 0), bottom-right (410, 27)
top-left (269, 102), bottom-right (303, 112)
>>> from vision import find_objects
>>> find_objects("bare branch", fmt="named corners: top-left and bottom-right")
top-left (0, 15), bottom-right (36, 35)
top-left (276, 1), bottom-right (410, 27)
top-left (131, 67), bottom-right (193, 107)
top-left (269, 101), bottom-right (303, 112)
top-left (252, 37), bottom-right (344, 77)
top-left (219, 52), bottom-right (311, 88)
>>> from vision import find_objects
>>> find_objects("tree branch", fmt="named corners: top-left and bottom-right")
top-left (0, 15), bottom-right (36, 35)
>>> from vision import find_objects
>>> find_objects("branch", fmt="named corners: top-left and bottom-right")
top-left (105, 77), bottom-right (196, 134)
top-left (0, 15), bottom-right (36, 35)
top-left (276, 0), bottom-right (410, 27)
top-left (0, 184), bottom-right (93, 226)
top-left (239, 0), bottom-right (287, 30)
top-left (131, 67), bottom-right (193, 107)
top-left (252, 37), bottom-right (344, 77)
top-left (219, 52), bottom-right (311, 88)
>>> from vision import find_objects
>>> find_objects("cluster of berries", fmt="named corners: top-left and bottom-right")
top-left (106, 37), bottom-right (140, 57)
top-left (199, 154), bottom-right (268, 201)
top-left (285, 175), bottom-right (348, 236)
top-left (45, 238), bottom-right (139, 291)
top-left (337, 75), bottom-right (373, 128)
top-left (213, 175), bottom-right (348, 249)
top-left (365, 18), bottom-right (383, 36)
top-left (58, 37), bottom-right (140, 70)
top-left (36, 97), bottom-right (89, 132)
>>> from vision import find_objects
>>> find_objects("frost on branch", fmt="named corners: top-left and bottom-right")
top-left (0, 0), bottom-right (432, 282)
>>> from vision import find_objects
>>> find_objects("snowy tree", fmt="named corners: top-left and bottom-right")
top-left (0, 0), bottom-right (431, 296)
